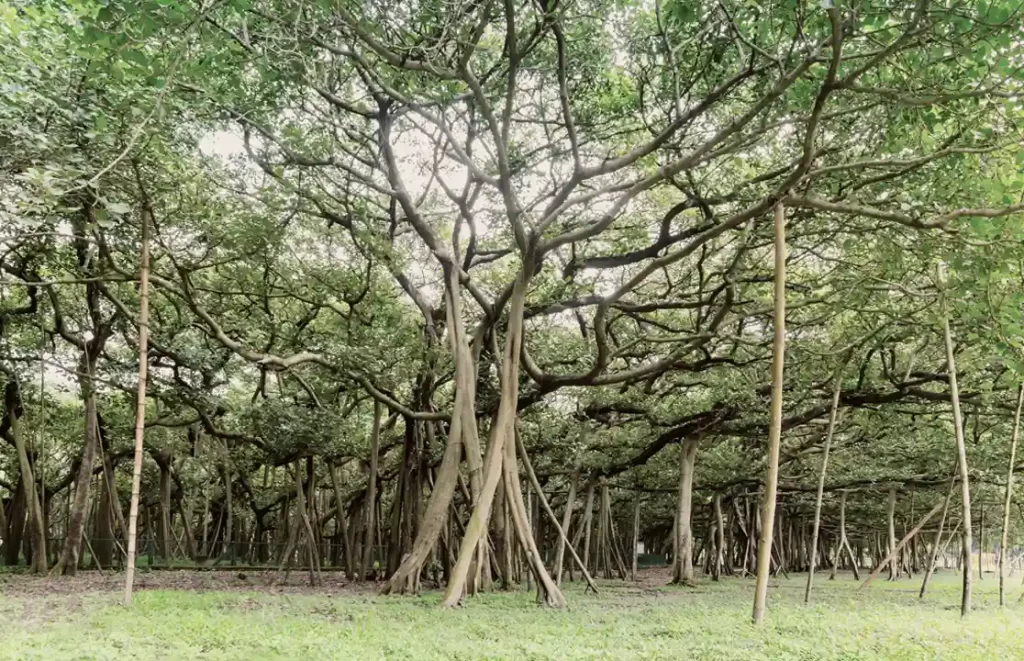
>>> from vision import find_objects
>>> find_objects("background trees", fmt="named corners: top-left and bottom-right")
top-left (3, 0), bottom-right (1024, 620)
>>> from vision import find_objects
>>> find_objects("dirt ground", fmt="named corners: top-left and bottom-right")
top-left (0, 567), bottom-right (385, 598)
top-left (0, 566), bottom-right (679, 599)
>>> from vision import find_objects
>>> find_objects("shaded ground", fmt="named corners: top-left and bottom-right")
top-left (0, 566), bottom-right (380, 599)
top-left (1, 567), bottom-right (1021, 660)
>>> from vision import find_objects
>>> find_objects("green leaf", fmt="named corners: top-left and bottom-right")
top-left (106, 201), bottom-right (131, 215)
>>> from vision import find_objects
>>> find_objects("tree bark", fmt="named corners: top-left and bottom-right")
top-left (177, 489), bottom-right (197, 561)
top-left (381, 421), bottom-right (461, 594)
top-left (5, 484), bottom-right (25, 566)
top-left (94, 472), bottom-right (114, 568)
top-left (752, 203), bottom-right (787, 625)
top-left (1000, 385), bottom-right (1023, 605)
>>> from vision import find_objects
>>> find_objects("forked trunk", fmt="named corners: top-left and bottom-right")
top-left (443, 270), bottom-right (536, 606)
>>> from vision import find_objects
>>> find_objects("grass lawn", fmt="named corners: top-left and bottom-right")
top-left (0, 568), bottom-right (1020, 660)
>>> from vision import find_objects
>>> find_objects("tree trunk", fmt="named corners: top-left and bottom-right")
top-left (835, 492), bottom-right (859, 580)
top-left (938, 262), bottom-right (974, 616)
top-left (100, 449), bottom-right (127, 544)
top-left (4, 381), bottom-right (46, 573)
top-left (672, 439), bottom-right (698, 585)
top-left (1000, 385), bottom-right (1023, 605)
top-left (862, 497), bottom-right (946, 589)
top-left (223, 460), bottom-right (233, 562)
top-left (443, 271), bottom-right (533, 606)
top-left (632, 494), bottom-right (641, 582)
top-left (59, 354), bottom-right (101, 576)
top-left (93, 472), bottom-right (114, 569)
top-left (711, 495), bottom-right (724, 581)
top-left (515, 429), bottom-right (598, 593)
top-left (200, 489), bottom-right (209, 557)
top-left (328, 461), bottom-right (355, 580)
top-left (443, 266), bottom-right (486, 591)
top-left (361, 400), bottom-right (382, 579)
top-left (920, 476), bottom-right (954, 599)
top-left (177, 490), bottom-right (197, 561)
top-left (381, 420), bottom-right (460, 594)
top-left (581, 482), bottom-right (595, 571)
top-left (496, 424), bottom-right (566, 607)
top-left (6, 485), bottom-right (26, 568)
top-left (554, 465), bottom-right (579, 586)
top-left (804, 379), bottom-right (841, 602)
top-left (887, 488), bottom-right (898, 581)
top-left (293, 459), bottom-right (321, 586)
top-left (157, 455), bottom-right (172, 559)
top-left (752, 202), bottom-right (786, 625)
top-left (978, 506), bottom-right (985, 581)
top-left (123, 200), bottom-right (151, 600)
top-left (0, 485), bottom-right (8, 557)
top-left (597, 483), bottom-right (611, 579)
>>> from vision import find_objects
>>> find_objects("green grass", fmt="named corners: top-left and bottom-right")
top-left (1, 570), bottom-right (1021, 660)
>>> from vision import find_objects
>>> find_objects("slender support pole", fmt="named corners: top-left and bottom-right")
top-left (804, 378), bottom-right (841, 603)
top-left (1000, 386), bottom-right (1024, 606)
top-left (937, 261), bottom-right (973, 616)
top-left (124, 195), bottom-right (151, 606)
top-left (752, 203), bottom-right (787, 625)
